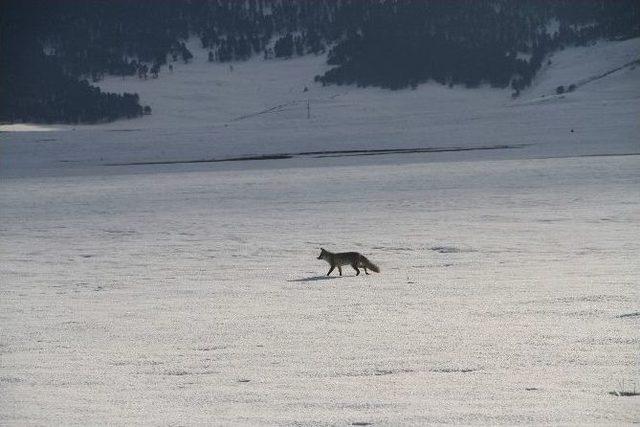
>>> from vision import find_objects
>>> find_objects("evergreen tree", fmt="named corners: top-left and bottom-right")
top-left (274, 34), bottom-right (294, 58)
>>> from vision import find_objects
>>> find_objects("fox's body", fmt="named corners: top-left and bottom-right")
top-left (317, 248), bottom-right (380, 276)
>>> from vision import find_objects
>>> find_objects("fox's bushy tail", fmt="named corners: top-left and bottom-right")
top-left (362, 256), bottom-right (380, 273)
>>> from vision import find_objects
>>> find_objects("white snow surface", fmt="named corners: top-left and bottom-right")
top-left (1, 38), bottom-right (639, 424)
top-left (1, 37), bottom-right (639, 176)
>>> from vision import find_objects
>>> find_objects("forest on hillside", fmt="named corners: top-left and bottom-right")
top-left (1, 0), bottom-right (638, 124)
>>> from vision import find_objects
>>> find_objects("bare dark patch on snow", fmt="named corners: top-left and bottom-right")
top-left (430, 368), bottom-right (478, 373)
top-left (309, 144), bottom-right (523, 158)
top-left (537, 218), bottom-right (569, 223)
top-left (609, 390), bottom-right (640, 397)
top-left (616, 311), bottom-right (640, 319)
top-left (108, 154), bottom-right (292, 166)
top-left (373, 368), bottom-right (415, 376)
top-left (342, 368), bottom-right (415, 378)
top-left (164, 370), bottom-right (190, 376)
top-left (106, 144), bottom-right (524, 167)
top-left (430, 246), bottom-right (475, 254)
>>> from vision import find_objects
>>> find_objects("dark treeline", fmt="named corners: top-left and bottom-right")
top-left (1, 31), bottom-right (145, 124)
top-left (1, 0), bottom-right (638, 123)
top-left (316, 0), bottom-right (640, 90)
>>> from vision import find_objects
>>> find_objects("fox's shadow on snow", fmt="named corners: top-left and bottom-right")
top-left (287, 275), bottom-right (345, 282)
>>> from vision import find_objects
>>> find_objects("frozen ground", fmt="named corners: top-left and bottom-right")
top-left (1, 157), bottom-right (639, 424)
top-left (1, 38), bottom-right (639, 424)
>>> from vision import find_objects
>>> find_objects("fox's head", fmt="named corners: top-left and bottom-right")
top-left (317, 248), bottom-right (327, 260)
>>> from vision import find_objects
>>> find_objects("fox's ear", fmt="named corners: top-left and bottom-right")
top-left (320, 248), bottom-right (324, 251)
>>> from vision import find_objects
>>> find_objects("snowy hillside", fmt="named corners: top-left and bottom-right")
top-left (1, 38), bottom-right (639, 424)
top-left (1, 37), bottom-right (639, 176)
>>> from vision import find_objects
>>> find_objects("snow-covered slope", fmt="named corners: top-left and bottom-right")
top-left (524, 37), bottom-right (640, 99)
top-left (1, 37), bottom-right (639, 176)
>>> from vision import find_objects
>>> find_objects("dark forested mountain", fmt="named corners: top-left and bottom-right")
top-left (1, 0), bottom-right (638, 124)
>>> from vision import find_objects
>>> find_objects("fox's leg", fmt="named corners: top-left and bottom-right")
top-left (327, 266), bottom-right (335, 276)
top-left (352, 263), bottom-right (360, 275)
top-left (364, 266), bottom-right (369, 275)
top-left (338, 266), bottom-right (342, 276)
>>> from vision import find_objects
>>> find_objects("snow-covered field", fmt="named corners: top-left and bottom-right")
top-left (1, 38), bottom-right (639, 424)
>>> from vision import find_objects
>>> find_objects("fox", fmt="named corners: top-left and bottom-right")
top-left (317, 248), bottom-right (380, 276)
